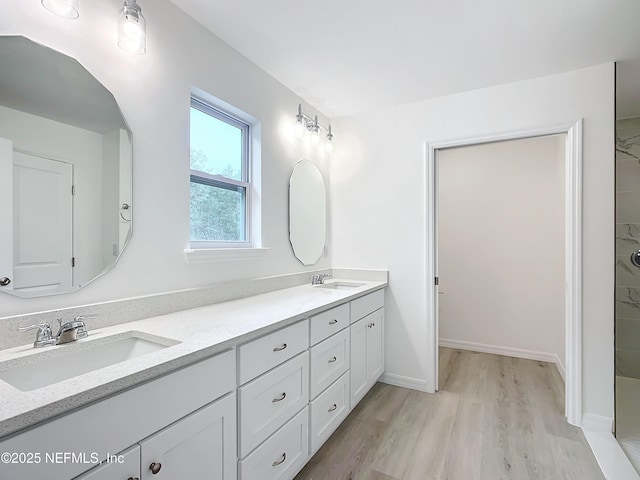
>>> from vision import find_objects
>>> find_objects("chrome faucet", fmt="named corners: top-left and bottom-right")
top-left (55, 315), bottom-right (93, 345)
top-left (18, 314), bottom-right (95, 348)
top-left (311, 274), bottom-right (333, 285)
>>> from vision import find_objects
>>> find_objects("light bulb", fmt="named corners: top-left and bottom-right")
top-left (325, 125), bottom-right (334, 153)
top-left (310, 115), bottom-right (320, 145)
top-left (325, 136), bottom-right (334, 153)
top-left (310, 126), bottom-right (320, 145)
top-left (294, 115), bottom-right (306, 138)
top-left (118, 0), bottom-right (146, 54)
top-left (41, 0), bottom-right (79, 19)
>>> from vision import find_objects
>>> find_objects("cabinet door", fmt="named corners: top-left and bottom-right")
top-left (366, 308), bottom-right (384, 386)
top-left (140, 393), bottom-right (236, 480)
top-left (74, 446), bottom-right (140, 480)
top-left (350, 316), bottom-right (368, 408)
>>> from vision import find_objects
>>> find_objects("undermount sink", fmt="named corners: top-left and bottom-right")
top-left (0, 332), bottom-right (179, 392)
top-left (315, 281), bottom-right (365, 290)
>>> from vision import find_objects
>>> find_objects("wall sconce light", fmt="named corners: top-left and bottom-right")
top-left (294, 104), bottom-right (335, 152)
top-left (118, 0), bottom-right (146, 55)
top-left (41, 0), bottom-right (79, 19)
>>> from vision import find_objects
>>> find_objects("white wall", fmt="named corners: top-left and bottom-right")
top-left (438, 136), bottom-right (565, 367)
top-left (0, 1), bottom-right (331, 316)
top-left (0, 105), bottom-right (105, 288)
top-left (332, 63), bottom-right (614, 419)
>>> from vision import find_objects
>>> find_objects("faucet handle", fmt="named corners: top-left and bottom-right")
top-left (18, 322), bottom-right (55, 347)
top-left (18, 322), bottom-right (51, 333)
top-left (73, 314), bottom-right (98, 323)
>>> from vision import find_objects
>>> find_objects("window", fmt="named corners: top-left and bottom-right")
top-left (190, 98), bottom-right (251, 247)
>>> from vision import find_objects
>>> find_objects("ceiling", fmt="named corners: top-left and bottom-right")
top-left (0, 36), bottom-right (127, 133)
top-left (169, 0), bottom-right (640, 118)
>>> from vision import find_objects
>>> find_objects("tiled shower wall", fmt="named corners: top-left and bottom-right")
top-left (616, 117), bottom-right (640, 379)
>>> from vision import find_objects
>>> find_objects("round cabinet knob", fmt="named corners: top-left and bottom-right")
top-left (631, 250), bottom-right (640, 268)
top-left (128, 477), bottom-right (140, 480)
top-left (0, 277), bottom-right (11, 287)
top-left (149, 462), bottom-right (162, 474)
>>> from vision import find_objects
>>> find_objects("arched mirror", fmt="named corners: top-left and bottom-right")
top-left (0, 36), bottom-right (133, 298)
top-left (289, 159), bottom-right (326, 265)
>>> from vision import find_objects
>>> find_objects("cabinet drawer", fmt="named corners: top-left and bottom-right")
top-left (239, 352), bottom-right (309, 458)
top-left (239, 320), bottom-right (309, 384)
top-left (239, 407), bottom-right (309, 480)
top-left (350, 289), bottom-right (384, 323)
top-left (310, 303), bottom-right (349, 346)
top-left (310, 371), bottom-right (350, 455)
top-left (0, 349), bottom-right (236, 480)
top-left (309, 328), bottom-right (349, 399)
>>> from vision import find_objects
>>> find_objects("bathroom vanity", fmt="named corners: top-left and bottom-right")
top-left (0, 278), bottom-right (386, 480)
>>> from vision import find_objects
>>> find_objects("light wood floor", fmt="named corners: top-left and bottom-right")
top-left (295, 348), bottom-right (604, 480)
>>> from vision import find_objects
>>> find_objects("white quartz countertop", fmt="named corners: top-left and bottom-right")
top-left (0, 279), bottom-right (386, 438)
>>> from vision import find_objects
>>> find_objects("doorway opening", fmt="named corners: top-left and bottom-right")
top-left (425, 121), bottom-right (583, 426)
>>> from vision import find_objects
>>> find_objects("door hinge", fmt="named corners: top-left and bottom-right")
top-left (72, 257), bottom-right (75, 267)
top-left (72, 185), bottom-right (75, 195)
top-left (435, 276), bottom-right (439, 286)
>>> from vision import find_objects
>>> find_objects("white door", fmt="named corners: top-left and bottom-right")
top-left (12, 151), bottom-right (73, 295)
top-left (0, 137), bottom-right (13, 292)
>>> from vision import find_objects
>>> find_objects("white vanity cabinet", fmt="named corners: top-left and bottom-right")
top-left (0, 286), bottom-right (386, 480)
top-left (350, 291), bottom-right (385, 408)
top-left (1, 350), bottom-right (237, 480)
top-left (237, 319), bottom-right (310, 479)
top-left (305, 302), bottom-right (352, 456)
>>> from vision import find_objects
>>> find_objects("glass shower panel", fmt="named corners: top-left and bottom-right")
top-left (615, 59), bottom-right (640, 473)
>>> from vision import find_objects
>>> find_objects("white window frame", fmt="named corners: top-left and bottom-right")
top-left (189, 97), bottom-right (252, 249)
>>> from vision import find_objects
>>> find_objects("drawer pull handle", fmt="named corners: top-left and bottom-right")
top-left (328, 356), bottom-right (337, 363)
top-left (329, 319), bottom-right (338, 325)
top-left (273, 343), bottom-right (287, 352)
top-left (149, 462), bottom-right (162, 474)
top-left (272, 392), bottom-right (287, 403)
top-left (272, 452), bottom-right (286, 466)
top-left (328, 403), bottom-right (338, 412)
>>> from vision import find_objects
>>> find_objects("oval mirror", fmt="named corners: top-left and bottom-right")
top-left (289, 159), bottom-right (326, 265)
top-left (0, 36), bottom-right (132, 298)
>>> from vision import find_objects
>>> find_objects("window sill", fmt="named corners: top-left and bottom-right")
top-left (184, 247), bottom-right (269, 264)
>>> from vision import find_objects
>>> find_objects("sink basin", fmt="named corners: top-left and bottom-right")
top-left (0, 332), bottom-right (179, 391)
top-left (315, 281), bottom-right (365, 290)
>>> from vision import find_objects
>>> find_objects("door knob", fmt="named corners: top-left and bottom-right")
top-left (0, 277), bottom-right (10, 287)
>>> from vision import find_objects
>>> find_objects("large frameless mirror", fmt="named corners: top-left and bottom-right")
top-left (0, 36), bottom-right (133, 298)
top-left (288, 159), bottom-right (326, 265)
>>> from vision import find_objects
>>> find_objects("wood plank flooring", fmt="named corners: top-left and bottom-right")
top-left (295, 348), bottom-right (604, 480)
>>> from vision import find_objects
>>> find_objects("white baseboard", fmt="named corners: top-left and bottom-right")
top-left (554, 354), bottom-right (566, 381)
top-left (439, 338), bottom-right (566, 379)
top-left (582, 413), bottom-right (614, 433)
top-left (379, 373), bottom-right (428, 392)
top-left (582, 429), bottom-right (640, 480)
